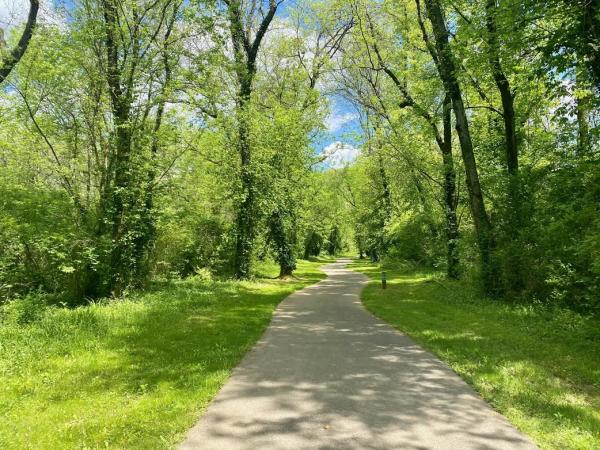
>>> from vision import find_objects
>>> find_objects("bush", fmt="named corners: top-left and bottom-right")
top-left (385, 214), bottom-right (441, 266)
top-left (152, 213), bottom-right (232, 279)
top-left (0, 185), bottom-right (98, 304)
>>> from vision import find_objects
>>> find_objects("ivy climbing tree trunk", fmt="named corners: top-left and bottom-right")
top-left (441, 95), bottom-right (459, 279)
top-left (133, 2), bottom-right (179, 282)
top-left (97, 0), bottom-right (177, 296)
top-left (102, 0), bottom-right (136, 296)
top-left (268, 209), bottom-right (296, 278)
top-left (226, 0), bottom-right (280, 279)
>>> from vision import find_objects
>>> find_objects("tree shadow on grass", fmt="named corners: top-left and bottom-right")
top-left (21, 276), bottom-right (323, 448)
top-left (358, 268), bottom-right (600, 449)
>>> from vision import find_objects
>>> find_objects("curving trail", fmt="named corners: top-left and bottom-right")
top-left (180, 260), bottom-right (537, 450)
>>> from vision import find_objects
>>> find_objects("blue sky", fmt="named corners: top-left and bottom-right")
top-left (315, 94), bottom-right (363, 168)
top-left (279, 0), bottom-right (363, 167)
top-left (0, 0), bottom-right (363, 166)
top-left (323, 95), bottom-right (362, 145)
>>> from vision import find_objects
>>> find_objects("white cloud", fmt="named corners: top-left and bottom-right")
top-left (322, 141), bottom-right (360, 168)
top-left (325, 111), bottom-right (358, 133)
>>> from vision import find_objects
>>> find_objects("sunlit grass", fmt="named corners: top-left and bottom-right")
top-left (0, 259), bottom-right (327, 449)
top-left (351, 259), bottom-right (600, 450)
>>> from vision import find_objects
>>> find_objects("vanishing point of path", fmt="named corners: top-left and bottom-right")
top-left (180, 260), bottom-right (537, 450)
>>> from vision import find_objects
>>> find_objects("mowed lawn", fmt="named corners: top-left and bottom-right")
top-left (352, 260), bottom-right (600, 450)
top-left (0, 259), bottom-right (327, 449)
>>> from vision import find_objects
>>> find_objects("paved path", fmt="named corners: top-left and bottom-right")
top-left (180, 260), bottom-right (537, 450)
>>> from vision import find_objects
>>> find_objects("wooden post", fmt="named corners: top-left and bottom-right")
top-left (381, 271), bottom-right (387, 289)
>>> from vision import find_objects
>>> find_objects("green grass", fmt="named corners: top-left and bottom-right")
top-left (0, 258), bottom-right (328, 449)
top-left (351, 260), bottom-right (600, 450)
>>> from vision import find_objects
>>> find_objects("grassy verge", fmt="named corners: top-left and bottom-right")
top-left (351, 260), bottom-right (600, 450)
top-left (0, 258), bottom-right (329, 449)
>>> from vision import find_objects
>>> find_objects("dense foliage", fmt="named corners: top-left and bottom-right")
top-left (0, 0), bottom-right (598, 314)
top-left (330, 0), bottom-right (600, 311)
top-left (0, 1), bottom-right (599, 447)
top-left (0, 0), bottom-right (346, 303)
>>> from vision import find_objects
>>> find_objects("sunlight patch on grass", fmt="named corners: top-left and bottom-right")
top-left (0, 259), bottom-right (326, 449)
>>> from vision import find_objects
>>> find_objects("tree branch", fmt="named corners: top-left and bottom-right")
top-left (0, 0), bottom-right (39, 84)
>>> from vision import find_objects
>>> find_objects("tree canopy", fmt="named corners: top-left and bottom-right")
top-left (0, 0), bottom-right (598, 312)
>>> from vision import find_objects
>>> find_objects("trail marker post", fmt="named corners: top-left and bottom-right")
top-left (381, 271), bottom-right (387, 289)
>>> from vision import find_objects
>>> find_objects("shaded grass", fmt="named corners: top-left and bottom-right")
top-left (0, 259), bottom-right (327, 449)
top-left (351, 260), bottom-right (600, 450)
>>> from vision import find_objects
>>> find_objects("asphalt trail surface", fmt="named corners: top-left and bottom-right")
top-left (180, 260), bottom-right (537, 450)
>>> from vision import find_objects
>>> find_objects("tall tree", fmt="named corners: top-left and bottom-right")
top-left (133, 1), bottom-right (180, 278)
top-left (352, 2), bottom-right (460, 278)
top-left (89, 0), bottom-right (181, 296)
top-left (100, 0), bottom-right (179, 294)
top-left (225, 0), bottom-right (282, 279)
top-left (484, 0), bottom-right (518, 191)
top-left (484, 0), bottom-right (522, 290)
top-left (264, 4), bottom-right (351, 277)
top-left (421, 0), bottom-right (497, 293)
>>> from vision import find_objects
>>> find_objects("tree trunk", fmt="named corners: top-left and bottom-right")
top-left (485, 0), bottom-right (519, 190)
top-left (378, 153), bottom-right (392, 222)
top-left (268, 210), bottom-right (296, 278)
top-left (424, 0), bottom-right (497, 294)
top-left (581, 0), bottom-right (600, 90)
top-left (233, 78), bottom-right (255, 278)
top-left (227, 0), bottom-right (279, 279)
top-left (576, 61), bottom-right (592, 155)
top-left (485, 0), bottom-right (522, 292)
top-left (377, 152), bottom-right (391, 256)
top-left (485, 1), bottom-right (519, 177)
top-left (366, 22), bottom-right (460, 279)
top-left (441, 95), bottom-right (459, 279)
top-left (134, 8), bottom-right (178, 282)
top-left (109, 113), bottom-right (133, 296)
top-left (102, 0), bottom-right (135, 296)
